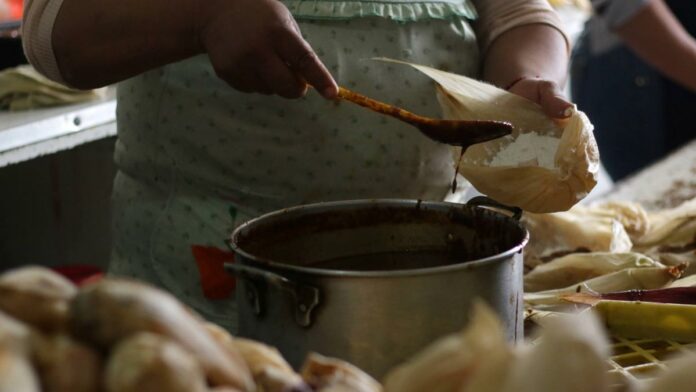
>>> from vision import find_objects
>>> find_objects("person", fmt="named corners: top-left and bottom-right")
top-left (23, 0), bottom-right (572, 330)
top-left (572, 0), bottom-right (696, 180)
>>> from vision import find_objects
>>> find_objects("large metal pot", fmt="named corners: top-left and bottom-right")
top-left (227, 197), bottom-right (528, 378)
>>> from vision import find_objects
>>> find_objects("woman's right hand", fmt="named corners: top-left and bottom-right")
top-left (198, 0), bottom-right (338, 99)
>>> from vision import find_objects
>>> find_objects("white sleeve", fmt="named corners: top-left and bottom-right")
top-left (472, 0), bottom-right (570, 55)
top-left (22, 0), bottom-right (68, 84)
top-left (591, 0), bottom-right (651, 29)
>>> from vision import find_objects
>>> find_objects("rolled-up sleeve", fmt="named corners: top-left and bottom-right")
top-left (22, 0), bottom-right (67, 83)
top-left (591, 0), bottom-right (650, 29)
top-left (472, 0), bottom-right (570, 55)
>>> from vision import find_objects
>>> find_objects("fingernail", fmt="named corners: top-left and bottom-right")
top-left (560, 107), bottom-right (573, 118)
top-left (322, 87), bottom-right (337, 99)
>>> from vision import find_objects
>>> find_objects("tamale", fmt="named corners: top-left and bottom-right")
top-left (377, 58), bottom-right (599, 213)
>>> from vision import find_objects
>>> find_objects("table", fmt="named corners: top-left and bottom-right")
top-left (0, 88), bottom-right (116, 167)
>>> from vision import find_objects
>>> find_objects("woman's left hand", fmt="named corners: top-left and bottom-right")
top-left (507, 76), bottom-right (574, 119)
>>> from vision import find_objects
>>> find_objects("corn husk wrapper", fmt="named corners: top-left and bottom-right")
top-left (523, 208), bottom-right (633, 271)
top-left (377, 59), bottom-right (599, 213)
top-left (301, 353), bottom-right (382, 392)
top-left (0, 311), bottom-right (31, 354)
top-left (500, 310), bottom-right (610, 392)
top-left (524, 266), bottom-right (684, 306)
top-left (643, 352), bottom-right (696, 392)
top-left (0, 346), bottom-right (40, 392)
top-left (635, 198), bottom-right (696, 247)
top-left (382, 301), bottom-right (512, 392)
top-left (589, 201), bottom-right (650, 240)
top-left (524, 252), bottom-right (662, 292)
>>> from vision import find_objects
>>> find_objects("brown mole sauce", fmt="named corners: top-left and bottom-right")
top-left (451, 147), bottom-right (467, 193)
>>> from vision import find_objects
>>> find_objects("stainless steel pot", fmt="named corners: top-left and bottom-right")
top-left (226, 197), bottom-right (528, 378)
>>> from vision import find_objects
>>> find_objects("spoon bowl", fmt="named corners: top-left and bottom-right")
top-left (337, 86), bottom-right (513, 148)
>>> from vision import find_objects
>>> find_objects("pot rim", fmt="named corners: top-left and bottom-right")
top-left (229, 199), bottom-right (529, 278)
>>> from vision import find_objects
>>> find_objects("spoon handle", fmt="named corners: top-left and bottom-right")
top-left (337, 86), bottom-right (428, 125)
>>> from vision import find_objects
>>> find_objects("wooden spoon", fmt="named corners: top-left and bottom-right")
top-left (337, 86), bottom-right (513, 147)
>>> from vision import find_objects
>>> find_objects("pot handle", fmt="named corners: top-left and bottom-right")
top-left (224, 263), bottom-right (320, 328)
top-left (466, 196), bottom-right (523, 221)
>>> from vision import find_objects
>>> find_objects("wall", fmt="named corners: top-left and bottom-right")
top-left (0, 137), bottom-right (116, 272)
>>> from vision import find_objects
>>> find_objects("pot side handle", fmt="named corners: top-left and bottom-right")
top-left (466, 196), bottom-right (523, 220)
top-left (224, 263), bottom-right (321, 328)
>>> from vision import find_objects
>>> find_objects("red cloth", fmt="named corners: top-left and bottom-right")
top-left (51, 264), bottom-right (103, 286)
top-left (9, 0), bottom-right (22, 18)
top-left (191, 245), bottom-right (237, 300)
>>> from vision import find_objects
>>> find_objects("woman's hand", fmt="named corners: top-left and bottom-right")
top-left (507, 77), bottom-right (573, 119)
top-left (198, 0), bottom-right (338, 99)
top-left (44, 0), bottom-right (337, 98)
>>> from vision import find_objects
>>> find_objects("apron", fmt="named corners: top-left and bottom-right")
top-left (109, 0), bottom-right (480, 330)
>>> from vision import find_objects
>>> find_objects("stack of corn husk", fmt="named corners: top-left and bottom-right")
top-left (523, 197), bottom-right (696, 343)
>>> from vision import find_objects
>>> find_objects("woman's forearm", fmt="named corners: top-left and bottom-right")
top-left (50, 0), bottom-right (202, 88)
top-left (29, 0), bottom-right (337, 98)
top-left (482, 23), bottom-right (569, 89)
top-left (616, 0), bottom-right (696, 92)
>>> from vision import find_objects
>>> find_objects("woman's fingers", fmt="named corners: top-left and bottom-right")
top-left (275, 29), bottom-right (338, 99)
top-left (508, 77), bottom-right (573, 119)
top-left (258, 55), bottom-right (308, 99)
top-left (200, 0), bottom-right (335, 99)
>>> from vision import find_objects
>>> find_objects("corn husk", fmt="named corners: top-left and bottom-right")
top-left (0, 346), bottom-right (40, 392)
top-left (301, 353), bottom-right (382, 392)
top-left (382, 301), bottom-right (511, 392)
top-left (524, 207), bottom-right (634, 268)
top-left (524, 252), bottom-right (662, 292)
top-left (643, 352), bottom-right (696, 392)
top-left (378, 58), bottom-right (599, 213)
top-left (500, 310), bottom-right (610, 392)
top-left (0, 311), bottom-right (31, 354)
top-left (668, 274), bottom-right (696, 288)
top-left (525, 266), bottom-right (684, 306)
top-left (635, 197), bottom-right (696, 247)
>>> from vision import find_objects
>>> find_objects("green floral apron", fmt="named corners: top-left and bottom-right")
top-left (109, 0), bottom-right (479, 331)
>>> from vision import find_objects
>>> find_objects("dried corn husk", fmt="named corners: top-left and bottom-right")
top-left (382, 301), bottom-right (511, 392)
top-left (500, 310), bottom-right (610, 392)
top-left (524, 207), bottom-right (634, 268)
top-left (378, 59), bottom-right (599, 213)
top-left (0, 311), bottom-right (31, 353)
top-left (668, 274), bottom-right (696, 288)
top-left (589, 201), bottom-right (650, 240)
top-left (643, 352), bottom-right (696, 392)
top-left (301, 352), bottom-right (382, 392)
top-left (635, 197), bottom-right (696, 247)
top-left (525, 266), bottom-right (684, 306)
top-left (0, 346), bottom-right (40, 392)
top-left (524, 252), bottom-right (662, 292)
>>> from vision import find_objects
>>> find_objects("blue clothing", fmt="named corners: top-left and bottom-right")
top-left (571, 0), bottom-right (696, 180)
